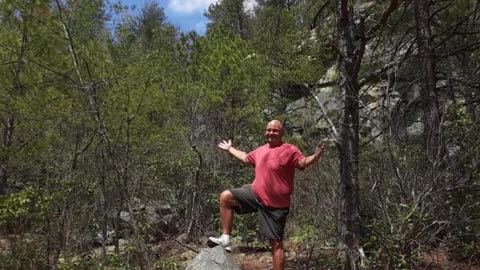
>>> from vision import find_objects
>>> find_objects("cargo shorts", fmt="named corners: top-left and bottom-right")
top-left (229, 184), bottom-right (289, 241)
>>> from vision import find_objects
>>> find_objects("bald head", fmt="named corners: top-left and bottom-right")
top-left (267, 120), bottom-right (283, 131)
top-left (265, 120), bottom-right (284, 146)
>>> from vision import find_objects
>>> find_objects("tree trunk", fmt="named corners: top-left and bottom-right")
top-left (0, 114), bottom-right (14, 195)
top-left (186, 145), bottom-right (202, 240)
top-left (414, 0), bottom-right (443, 163)
top-left (0, 162), bottom-right (8, 195)
top-left (336, 0), bottom-right (362, 269)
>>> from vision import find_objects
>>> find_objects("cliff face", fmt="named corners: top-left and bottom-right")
top-left (285, 66), bottom-right (429, 143)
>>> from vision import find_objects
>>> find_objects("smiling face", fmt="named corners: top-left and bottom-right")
top-left (265, 120), bottom-right (284, 147)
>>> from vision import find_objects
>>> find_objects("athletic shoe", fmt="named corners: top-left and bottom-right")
top-left (207, 236), bottom-right (232, 252)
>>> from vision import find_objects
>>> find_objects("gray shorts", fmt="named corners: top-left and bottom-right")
top-left (229, 185), bottom-right (289, 241)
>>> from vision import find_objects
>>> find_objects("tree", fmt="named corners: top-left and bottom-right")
top-left (191, 25), bottom-right (268, 140)
top-left (249, 0), bottom-right (328, 120)
top-left (205, 0), bottom-right (252, 38)
top-left (332, 1), bottom-right (402, 268)
top-left (414, 0), bottom-right (443, 164)
top-left (134, 2), bottom-right (176, 52)
top-left (334, 0), bottom-right (362, 268)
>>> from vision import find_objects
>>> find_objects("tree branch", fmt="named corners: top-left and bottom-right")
top-left (366, 0), bottom-right (401, 39)
top-left (309, 1), bottom-right (330, 30)
top-left (54, 0), bottom-right (85, 87)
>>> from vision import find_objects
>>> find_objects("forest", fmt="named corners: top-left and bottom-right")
top-left (0, 0), bottom-right (479, 269)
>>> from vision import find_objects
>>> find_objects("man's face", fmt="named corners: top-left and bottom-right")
top-left (265, 121), bottom-right (284, 146)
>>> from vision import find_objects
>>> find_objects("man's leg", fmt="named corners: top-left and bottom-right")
top-left (271, 239), bottom-right (286, 270)
top-left (257, 206), bottom-right (289, 269)
top-left (219, 190), bottom-right (239, 234)
top-left (208, 190), bottom-right (239, 250)
top-left (210, 186), bottom-right (258, 250)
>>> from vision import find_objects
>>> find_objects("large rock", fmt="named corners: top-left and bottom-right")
top-left (118, 198), bottom-right (177, 240)
top-left (185, 246), bottom-right (241, 270)
top-left (119, 198), bottom-right (173, 226)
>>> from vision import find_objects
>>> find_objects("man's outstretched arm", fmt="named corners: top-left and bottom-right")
top-left (298, 143), bottom-right (324, 169)
top-left (218, 139), bottom-right (250, 164)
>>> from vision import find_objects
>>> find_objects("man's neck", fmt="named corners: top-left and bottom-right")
top-left (268, 141), bottom-right (283, 148)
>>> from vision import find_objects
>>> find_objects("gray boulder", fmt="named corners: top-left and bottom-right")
top-left (118, 199), bottom-right (177, 240)
top-left (185, 246), bottom-right (240, 270)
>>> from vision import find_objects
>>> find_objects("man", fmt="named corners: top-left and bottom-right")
top-left (208, 120), bottom-right (324, 270)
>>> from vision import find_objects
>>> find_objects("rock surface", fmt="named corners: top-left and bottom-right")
top-left (185, 246), bottom-right (241, 270)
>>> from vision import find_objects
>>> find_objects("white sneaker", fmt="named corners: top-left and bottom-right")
top-left (207, 236), bottom-right (232, 252)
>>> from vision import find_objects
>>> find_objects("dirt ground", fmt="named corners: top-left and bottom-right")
top-left (172, 240), bottom-right (480, 270)
top-left (2, 235), bottom-right (479, 269)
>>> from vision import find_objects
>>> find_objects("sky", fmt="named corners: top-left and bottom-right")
top-left (116, 0), bottom-right (257, 35)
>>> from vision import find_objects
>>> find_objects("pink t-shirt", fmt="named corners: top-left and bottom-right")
top-left (246, 143), bottom-right (305, 208)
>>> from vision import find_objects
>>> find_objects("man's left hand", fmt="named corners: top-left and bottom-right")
top-left (314, 143), bottom-right (325, 158)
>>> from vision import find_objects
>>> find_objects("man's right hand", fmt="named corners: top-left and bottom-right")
top-left (218, 139), bottom-right (249, 164)
top-left (218, 139), bottom-right (232, 151)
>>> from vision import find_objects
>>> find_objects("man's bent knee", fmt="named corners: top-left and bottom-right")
top-left (220, 190), bottom-right (238, 207)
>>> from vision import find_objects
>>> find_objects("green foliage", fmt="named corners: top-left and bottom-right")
top-left (247, 1), bottom-right (328, 119)
top-left (252, 2), bottom-right (327, 83)
top-left (58, 253), bottom-right (129, 270)
top-left (314, 254), bottom-right (343, 270)
top-left (205, 0), bottom-right (251, 37)
top-left (442, 174), bottom-right (480, 261)
top-left (290, 223), bottom-right (316, 244)
top-left (1, 0), bottom-right (480, 269)
top-left (232, 213), bottom-right (260, 245)
top-left (0, 234), bottom-right (48, 270)
top-left (360, 144), bottom-right (432, 268)
top-left (445, 0), bottom-right (476, 21)
top-left (57, 250), bottom-right (180, 270)
top-left (0, 186), bottom-right (54, 225)
top-left (361, 131), bottom-right (480, 268)
top-left (194, 25), bottom-right (268, 106)
top-left (365, 214), bottom-right (421, 269)
top-left (445, 104), bottom-right (474, 129)
top-left (154, 258), bottom-right (181, 270)
top-left (181, 24), bottom-right (269, 144)
top-left (134, 2), bottom-right (177, 52)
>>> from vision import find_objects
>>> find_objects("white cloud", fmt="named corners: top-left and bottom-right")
top-left (168, 0), bottom-right (219, 14)
top-left (168, 0), bottom-right (258, 14)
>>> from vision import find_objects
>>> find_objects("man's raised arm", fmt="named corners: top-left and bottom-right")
top-left (218, 139), bottom-right (250, 164)
top-left (298, 143), bottom-right (324, 169)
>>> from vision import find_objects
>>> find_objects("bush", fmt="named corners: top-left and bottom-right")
top-left (0, 235), bottom-right (48, 270)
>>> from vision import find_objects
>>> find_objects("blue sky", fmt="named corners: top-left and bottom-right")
top-left (115, 0), bottom-right (258, 35)
top-left (117, 0), bottom-right (219, 35)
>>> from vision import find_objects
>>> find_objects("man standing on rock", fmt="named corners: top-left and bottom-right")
top-left (208, 120), bottom-right (324, 270)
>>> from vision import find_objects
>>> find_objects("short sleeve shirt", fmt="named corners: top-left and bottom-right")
top-left (246, 143), bottom-right (305, 208)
